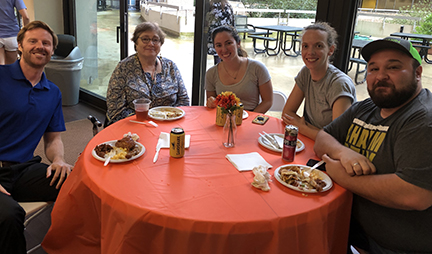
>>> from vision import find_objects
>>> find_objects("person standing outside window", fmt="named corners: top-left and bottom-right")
top-left (0, 0), bottom-right (30, 65)
top-left (205, 0), bottom-right (234, 65)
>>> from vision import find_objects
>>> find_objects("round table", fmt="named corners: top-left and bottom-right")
top-left (42, 106), bottom-right (352, 254)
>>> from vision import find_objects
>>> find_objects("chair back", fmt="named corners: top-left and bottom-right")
top-left (269, 91), bottom-right (287, 112)
top-left (234, 15), bottom-right (248, 29)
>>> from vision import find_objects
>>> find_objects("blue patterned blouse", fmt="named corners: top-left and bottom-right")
top-left (106, 54), bottom-right (190, 125)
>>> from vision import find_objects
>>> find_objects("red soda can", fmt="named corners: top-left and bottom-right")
top-left (282, 125), bottom-right (298, 162)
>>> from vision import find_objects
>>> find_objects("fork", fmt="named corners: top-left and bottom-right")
top-left (259, 133), bottom-right (278, 149)
top-left (262, 131), bottom-right (281, 149)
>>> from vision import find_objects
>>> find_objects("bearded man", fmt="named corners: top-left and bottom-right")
top-left (0, 21), bottom-right (72, 253)
top-left (314, 37), bottom-right (432, 254)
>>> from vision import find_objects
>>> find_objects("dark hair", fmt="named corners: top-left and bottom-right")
top-left (302, 22), bottom-right (338, 60)
top-left (211, 25), bottom-right (248, 57)
top-left (132, 22), bottom-right (166, 51)
top-left (17, 20), bottom-right (58, 50)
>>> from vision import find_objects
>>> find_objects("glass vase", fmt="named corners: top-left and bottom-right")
top-left (223, 113), bottom-right (237, 148)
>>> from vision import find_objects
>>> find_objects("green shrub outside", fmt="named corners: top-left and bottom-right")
top-left (241, 0), bottom-right (317, 19)
top-left (387, 0), bottom-right (432, 35)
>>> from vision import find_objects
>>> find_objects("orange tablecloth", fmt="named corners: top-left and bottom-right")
top-left (42, 106), bottom-right (352, 254)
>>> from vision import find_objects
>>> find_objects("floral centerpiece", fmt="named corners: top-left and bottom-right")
top-left (214, 92), bottom-right (241, 148)
top-left (215, 91), bottom-right (241, 114)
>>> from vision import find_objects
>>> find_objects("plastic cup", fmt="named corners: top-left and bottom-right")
top-left (133, 98), bottom-right (151, 121)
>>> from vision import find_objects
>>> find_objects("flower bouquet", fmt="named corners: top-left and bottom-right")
top-left (214, 92), bottom-right (241, 147)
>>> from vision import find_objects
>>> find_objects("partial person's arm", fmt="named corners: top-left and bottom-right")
top-left (106, 63), bottom-right (134, 124)
top-left (322, 154), bottom-right (432, 211)
top-left (314, 130), bottom-right (376, 176)
top-left (171, 62), bottom-right (190, 106)
top-left (206, 91), bottom-right (217, 108)
top-left (282, 84), bottom-right (320, 140)
top-left (18, 8), bottom-right (30, 26)
top-left (205, 67), bottom-right (218, 108)
top-left (0, 184), bottom-right (11, 195)
top-left (254, 80), bottom-right (273, 113)
top-left (43, 132), bottom-right (72, 189)
top-left (332, 96), bottom-right (353, 120)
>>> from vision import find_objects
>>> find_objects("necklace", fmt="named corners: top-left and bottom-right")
top-left (151, 59), bottom-right (158, 82)
top-left (222, 61), bottom-right (240, 80)
top-left (142, 58), bottom-right (158, 82)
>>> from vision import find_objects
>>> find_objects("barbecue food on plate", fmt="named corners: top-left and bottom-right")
top-left (115, 136), bottom-right (136, 151)
top-left (94, 134), bottom-right (142, 160)
top-left (94, 143), bottom-right (113, 158)
top-left (279, 165), bottom-right (327, 192)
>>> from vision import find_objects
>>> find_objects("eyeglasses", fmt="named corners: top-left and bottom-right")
top-left (139, 37), bottom-right (161, 45)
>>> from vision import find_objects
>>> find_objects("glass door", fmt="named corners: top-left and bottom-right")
top-left (75, 0), bottom-right (129, 98)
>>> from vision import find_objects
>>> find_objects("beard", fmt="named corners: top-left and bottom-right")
top-left (21, 48), bottom-right (51, 69)
top-left (368, 75), bottom-right (418, 109)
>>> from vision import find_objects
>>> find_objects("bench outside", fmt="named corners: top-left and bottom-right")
top-left (248, 34), bottom-right (278, 55)
top-left (247, 35), bottom-right (277, 41)
top-left (349, 57), bottom-right (367, 85)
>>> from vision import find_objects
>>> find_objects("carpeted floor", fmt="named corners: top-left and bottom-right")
top-left (28, 119), bottom-right (96, 254)
top-left (34, 118), bottom-right (95, 166)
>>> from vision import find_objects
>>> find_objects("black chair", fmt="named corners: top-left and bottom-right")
top-left (88, 115), bottom-right (103, 136)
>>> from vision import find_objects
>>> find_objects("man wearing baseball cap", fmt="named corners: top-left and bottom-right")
top-left (314, 37), bottom-right (432, 253)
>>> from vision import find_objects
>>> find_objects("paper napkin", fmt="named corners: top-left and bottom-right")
top-left (225, 152), bottom-right (272, 172)
top-left (274, 135), bottom-right (285, 148)
top-left (159, 132), bottom-right (191, 149)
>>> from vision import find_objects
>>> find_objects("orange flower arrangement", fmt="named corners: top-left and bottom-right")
top-left (214, 91), bottom-right (241, 114)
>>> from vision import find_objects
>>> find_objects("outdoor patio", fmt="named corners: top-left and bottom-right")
top-left (81, 10), bottom-right (432, 116)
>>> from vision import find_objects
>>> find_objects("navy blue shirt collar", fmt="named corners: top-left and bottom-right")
top-left (10, 60), bottom-right (51, 90)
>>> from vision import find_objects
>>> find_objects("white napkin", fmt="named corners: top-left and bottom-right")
top-left (273, 135), bottom-right (284, 148)
top-left (225, 152), bottom-right (272, 172)
top-left (159, 132), bottom-right (190, 149)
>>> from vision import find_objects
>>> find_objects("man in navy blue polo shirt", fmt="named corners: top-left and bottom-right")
top-left (0, 21), bottom-right (72, 253)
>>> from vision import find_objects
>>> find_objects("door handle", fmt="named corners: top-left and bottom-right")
top-left (116, 26), bottom-right (120, 43)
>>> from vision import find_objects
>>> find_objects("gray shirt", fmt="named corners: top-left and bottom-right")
top-left (324, 89), bottom-right (432, 252)
top-left (295, 64), bottom-right (356, 128)
top-left (205, 59), bottom-right (271, 111)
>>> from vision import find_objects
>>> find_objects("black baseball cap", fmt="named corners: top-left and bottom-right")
top-left (361, 37), bottom-right (422, 65)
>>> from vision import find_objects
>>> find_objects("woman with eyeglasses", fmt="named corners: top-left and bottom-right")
top-left (106, 22), bottom-right (189, 126)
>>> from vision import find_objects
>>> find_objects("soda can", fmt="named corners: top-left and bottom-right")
top-left (282, 125), bottom-right (298, 162)
top-left (235, 103), bottom-right (244, 126)
top-left (170, 127), bottom-right (185, 158)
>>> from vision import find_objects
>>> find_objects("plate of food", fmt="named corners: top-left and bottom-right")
top-left (258, 133), bottom-right (304, 153)
top-left (148, 106), bottom-right (185, 121)
top-left (274, 164), bottom-right (332, 193)
top-left (92, 134), bottom-right (145, 163)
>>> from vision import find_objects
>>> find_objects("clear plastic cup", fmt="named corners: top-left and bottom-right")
top-left (133, 98), bottom-right (151, 121)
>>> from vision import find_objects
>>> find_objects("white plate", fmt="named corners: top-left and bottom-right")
top-left (148, 106), bottom-right (185, 121)
top-left (92, 140), bottom-right (145, 163)
top-left (258, 133), bottom-right (304, 153)
top-left (274, 164), bottom-right (333, 193)
top-left (243, 111), bottom-right (248, 119)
